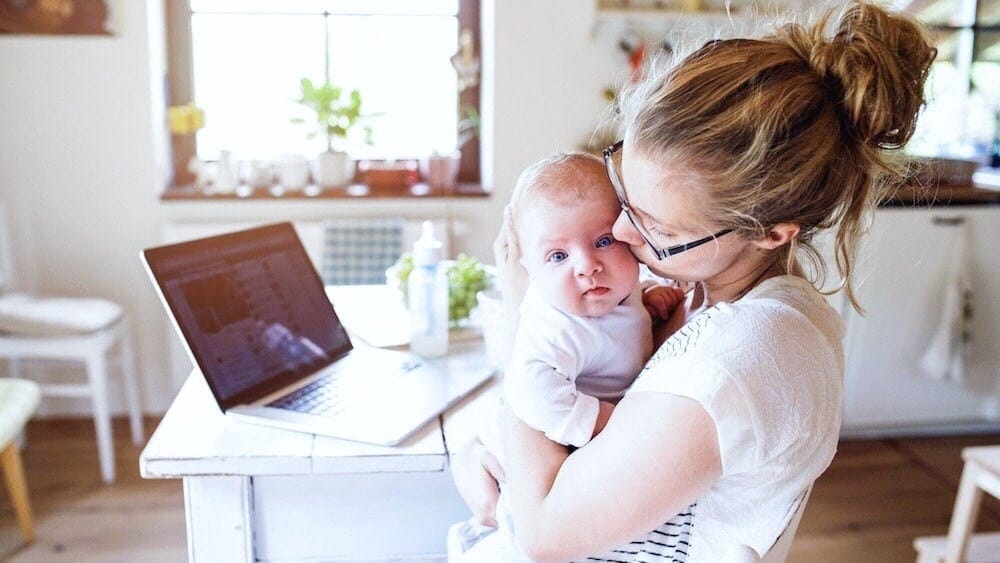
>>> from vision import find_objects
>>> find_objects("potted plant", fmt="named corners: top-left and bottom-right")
top-left (291, 78), bottom-right (373, 188)
top-left (420, 106), bottom-right (480, 192)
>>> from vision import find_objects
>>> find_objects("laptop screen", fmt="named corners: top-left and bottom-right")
top-left (144, 223), bottom-right (353, 410)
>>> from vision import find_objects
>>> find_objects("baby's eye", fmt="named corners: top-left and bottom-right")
top-left (547, 251), bottom-right (568, 263)
top-left (596, 235), bottom-right (614, 248)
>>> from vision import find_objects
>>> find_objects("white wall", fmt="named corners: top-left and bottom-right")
top-left (0, 0), bottom-right (813, 415)
top-left (0, 0), bottom-right (173, 415)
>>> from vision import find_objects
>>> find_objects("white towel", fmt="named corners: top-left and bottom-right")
top-left (919, 222), bottom-right (973, 382)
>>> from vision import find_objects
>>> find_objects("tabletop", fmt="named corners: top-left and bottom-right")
top-left (140, 339), bottom-right (495, 478)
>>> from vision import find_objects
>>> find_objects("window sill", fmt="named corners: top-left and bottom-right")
top-left (160, 182), bottom-right (489, 201)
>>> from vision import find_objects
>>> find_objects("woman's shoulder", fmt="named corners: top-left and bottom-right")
top-left (642, 276), bottom-right (841, 367)
top-left (631, 274), bottom-right (846, 438)
top-left (707, 275), bottom-right (844, 353)
top-left (630, 275), bottom-right (845, 476)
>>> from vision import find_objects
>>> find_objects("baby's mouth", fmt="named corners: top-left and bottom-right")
top-left (584, 286), bottom-right (610, 297)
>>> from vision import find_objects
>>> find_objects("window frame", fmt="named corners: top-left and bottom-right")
top-left (164, 0), bottom-right (481, 190)
top-left (922, 0), bottom-right (998, 99)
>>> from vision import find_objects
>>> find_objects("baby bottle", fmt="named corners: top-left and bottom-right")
top-left (408, 221), bottom-right (449, 357)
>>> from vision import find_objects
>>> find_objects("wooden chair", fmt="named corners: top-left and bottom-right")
top-left (0, 203), bottom-right (143, 484)
top-left (0, 378), bottom-right (40, 543)
top-left (913, 445), bottom-right (1000, 563)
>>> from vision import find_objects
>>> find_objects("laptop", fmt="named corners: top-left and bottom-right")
top-left (141, 222), bottom-right (493, 446)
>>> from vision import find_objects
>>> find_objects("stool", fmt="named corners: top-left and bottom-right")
top-left (913, 445), bottom-right (1000, 563)
top-left (0, 378), bottom-right (41, 543)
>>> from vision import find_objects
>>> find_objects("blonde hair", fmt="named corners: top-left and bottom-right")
top-left (509, 152), bottom-right (616, 224)
top-left (620, 0), bottom-right (935, 311)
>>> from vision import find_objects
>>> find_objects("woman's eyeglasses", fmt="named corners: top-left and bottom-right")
top-left (603, 140), bottom-right (733, 260)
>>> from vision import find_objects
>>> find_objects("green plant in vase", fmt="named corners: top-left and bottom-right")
top-left (290, 78), bottom-right (375, 188)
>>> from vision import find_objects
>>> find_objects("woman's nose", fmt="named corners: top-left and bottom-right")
top-left (612, 210), bottom-right (641, 245)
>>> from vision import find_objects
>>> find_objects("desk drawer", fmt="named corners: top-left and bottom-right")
top-left (253, 472), bottom-right (468, 561)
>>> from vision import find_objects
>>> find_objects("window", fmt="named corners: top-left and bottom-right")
top-left (903, 0), bottom-right (999, 158)
top-left (165, 0), bottom-right (480, 188)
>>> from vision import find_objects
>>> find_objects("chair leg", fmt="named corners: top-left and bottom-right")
top-left (118, 320), bottom-right (144, 446)
top-left (0, 442), bottom-right (35, 543)
top-left (5, 359), bottom-right (30, 450)
top-left (944, 462), bottom-right (984, 563)
top-left (86, 353), bottom-right (115, 484)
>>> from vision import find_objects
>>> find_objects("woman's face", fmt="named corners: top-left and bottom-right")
top-left (611, 146), bottom-right (751, 283)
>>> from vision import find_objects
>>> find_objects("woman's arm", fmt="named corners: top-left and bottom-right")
top-left (503, 391), bottom-right (723, 562)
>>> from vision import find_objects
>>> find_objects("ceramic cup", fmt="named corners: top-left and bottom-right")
top-left (277, 154), bottom-right (310, 190)
top-left (244, 160), bottom-right (274, 190)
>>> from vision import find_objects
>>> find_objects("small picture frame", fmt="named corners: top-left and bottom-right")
top-left (0, 0), bottom-right (114, 35)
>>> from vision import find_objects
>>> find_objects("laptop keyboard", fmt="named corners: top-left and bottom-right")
top-left (268, 371), bottom-right (346, 417)
top-left (266, 358), bottom-right (424, 418)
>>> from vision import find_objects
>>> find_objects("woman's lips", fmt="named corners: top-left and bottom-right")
top-left (584, 287), bottom-right (610, 297)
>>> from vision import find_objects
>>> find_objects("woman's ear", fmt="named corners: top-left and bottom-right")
top-left (752, 223), bottom-right (800, 251)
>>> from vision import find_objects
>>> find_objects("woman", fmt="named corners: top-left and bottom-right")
top-left (452, 2), bottom-right (935, 561)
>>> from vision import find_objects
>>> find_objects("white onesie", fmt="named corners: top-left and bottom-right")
top-left (503, 284), bottom-right (653, 447)
top-left (451, 284), bottom-right (652, 562)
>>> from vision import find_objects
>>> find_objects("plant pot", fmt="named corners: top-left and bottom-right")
top-left (362, 161), bottom-right (418, 194)
top-left (419, 151), bottom-right (461, 192)
top-left (313, 151), bottom-right (355, 188)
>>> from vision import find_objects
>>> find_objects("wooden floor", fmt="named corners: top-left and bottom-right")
top-left (0, 417), bottom-right (997, 563)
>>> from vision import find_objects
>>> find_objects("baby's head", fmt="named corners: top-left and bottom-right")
top-left (511, 152), bottom-right (639, 317)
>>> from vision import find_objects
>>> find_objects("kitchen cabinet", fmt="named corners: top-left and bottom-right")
top-left (841, 207), bottom-right (1000, 437)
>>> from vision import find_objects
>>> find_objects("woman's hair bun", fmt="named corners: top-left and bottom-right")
top-left (804, 1), bottom-right (936, 149)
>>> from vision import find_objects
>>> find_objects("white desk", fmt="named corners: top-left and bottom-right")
top-left (140, 341), bottom-right (499, 562)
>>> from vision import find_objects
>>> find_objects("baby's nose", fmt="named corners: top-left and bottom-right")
top-left (575, 254), bottom-right (602, 277)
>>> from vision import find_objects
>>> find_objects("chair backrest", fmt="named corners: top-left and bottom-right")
top-left (761, 486), bottom-right (813, 563)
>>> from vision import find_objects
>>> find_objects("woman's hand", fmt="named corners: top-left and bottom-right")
top-left (493, 206), bottom-right (528, 307)
top-left (451, 438), bottom-right (507, 527)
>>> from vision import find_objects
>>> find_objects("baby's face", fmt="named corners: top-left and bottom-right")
top-left (519, 195), bottom-right (639, 317)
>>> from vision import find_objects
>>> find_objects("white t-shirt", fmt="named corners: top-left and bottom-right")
top-left (583, 275), bottom-right (845, 562)
top-left (504, 284), bottom-right (653, 447)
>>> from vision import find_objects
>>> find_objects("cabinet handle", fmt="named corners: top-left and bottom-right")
top-left (932, 216), bottom-right (966, 226)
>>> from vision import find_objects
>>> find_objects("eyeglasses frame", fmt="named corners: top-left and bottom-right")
top-left (603, 140), bottom-right (734, 260)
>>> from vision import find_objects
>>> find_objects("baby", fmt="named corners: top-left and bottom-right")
top-left (449, 152), bottom-right (685, 561)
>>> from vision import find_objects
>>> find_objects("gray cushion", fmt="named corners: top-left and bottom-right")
top-left (0, 293), bottom-right (122, 337)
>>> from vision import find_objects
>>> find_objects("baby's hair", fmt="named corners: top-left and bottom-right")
top-left (618, 0), bottom-right (935, 312)
top-left (509, 152), bottom-right (616, 225)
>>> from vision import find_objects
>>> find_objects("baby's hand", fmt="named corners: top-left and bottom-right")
top-left (643, 284), bottom-right (686, 320)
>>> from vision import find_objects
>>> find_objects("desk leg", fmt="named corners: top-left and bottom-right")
top-left (183, 476), bottom-right (254, 562)
top-left (944, 462), bottom-right (983, 563)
